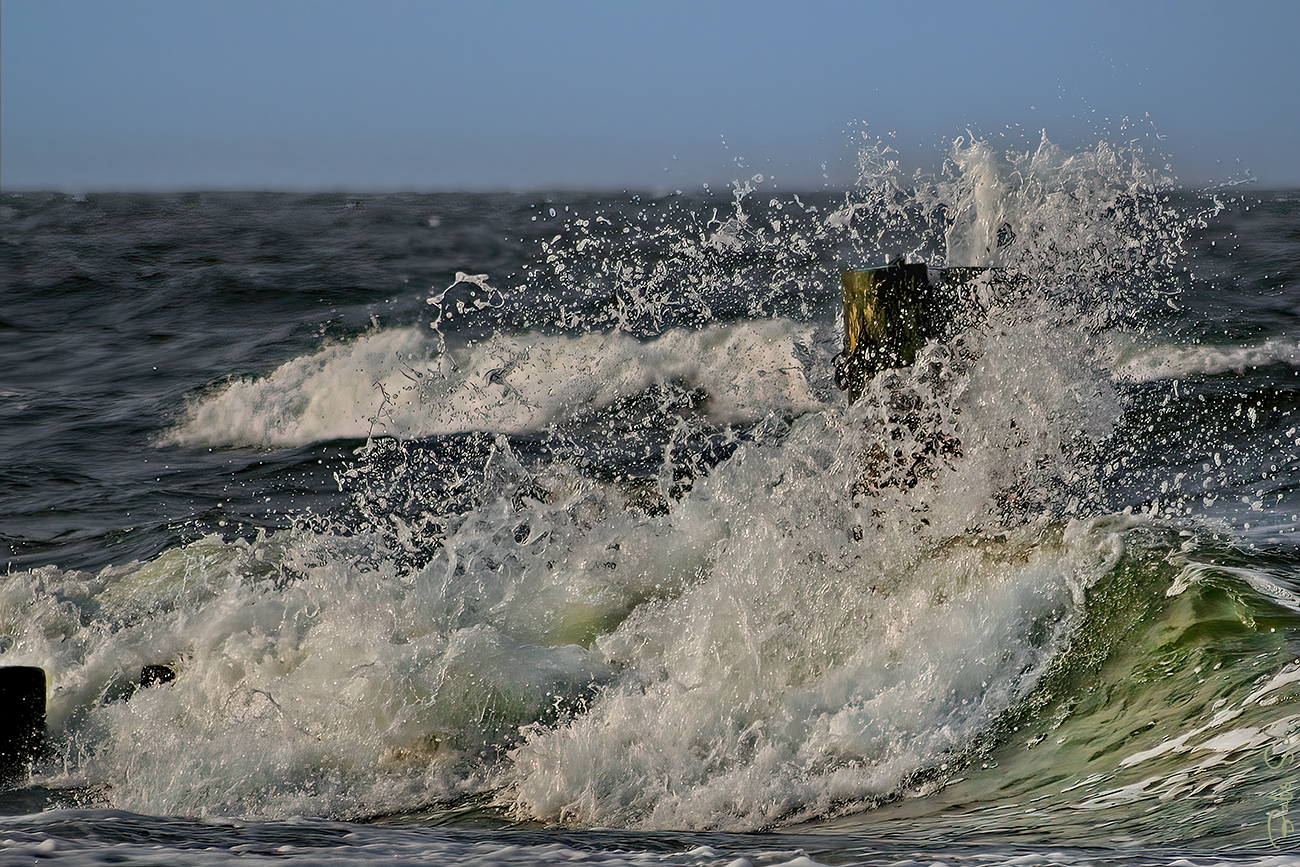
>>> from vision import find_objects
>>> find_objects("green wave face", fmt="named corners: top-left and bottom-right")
top-left (847, 523), bottom-right (1300, 849)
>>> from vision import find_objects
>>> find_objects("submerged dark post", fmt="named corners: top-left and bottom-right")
top-left (836, 261), bottom-right (937, 403)
top-left (0, 666), bottom-right (46, 787)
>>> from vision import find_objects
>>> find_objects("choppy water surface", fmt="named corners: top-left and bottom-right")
top-left (2, 135), bottom-right (1299, 865)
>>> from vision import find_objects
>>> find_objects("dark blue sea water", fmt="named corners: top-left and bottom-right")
top-left (2, 138), bottom-right (1300, 865)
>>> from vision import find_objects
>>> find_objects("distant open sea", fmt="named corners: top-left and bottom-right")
top-left (3, 139), bottom-right (1300, 865)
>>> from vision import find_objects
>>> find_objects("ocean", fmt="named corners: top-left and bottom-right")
top-left (2, 136), bottom-right (1299, 865)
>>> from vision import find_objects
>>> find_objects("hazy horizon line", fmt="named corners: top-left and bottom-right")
top-left (5, 180), bottom-right (1292, 197)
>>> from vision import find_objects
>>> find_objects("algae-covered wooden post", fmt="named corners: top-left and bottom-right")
top-left (835, 261), bottom-right (936, 403)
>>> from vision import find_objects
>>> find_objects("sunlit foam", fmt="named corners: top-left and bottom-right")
top-left (161, 321), bottom-right (826, 450)
top-left (1114, 336), bottom-right (1300, 382)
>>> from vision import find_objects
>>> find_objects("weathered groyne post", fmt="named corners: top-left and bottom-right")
top-left (0, 666), bottom-right (46, 787)
top-left (835, 260), bottom-right (942, 403)
top-left (834, 261), bottom-right (1001, 492)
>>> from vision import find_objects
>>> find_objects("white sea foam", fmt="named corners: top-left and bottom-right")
top-left (1113, 336), bottom-right (1300, 383)
top-left (161, 320), bottom-right (825, 449)
top-left (6, 299), bottom-right (1130, 826)
top-left (4, 469), bottom-right (1124, 827)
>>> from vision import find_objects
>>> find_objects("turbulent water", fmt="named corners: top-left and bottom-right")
top-left (2, 135), bottom-right (1300, 865)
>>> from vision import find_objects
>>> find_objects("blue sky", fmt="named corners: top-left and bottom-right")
top-left (3, 0), bottom-right (1297, 192)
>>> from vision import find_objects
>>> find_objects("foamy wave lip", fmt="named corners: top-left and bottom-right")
top-left (1114, 336), bottom-right (1300, 383)
top-left (161, 321), bottom-right (826, 450)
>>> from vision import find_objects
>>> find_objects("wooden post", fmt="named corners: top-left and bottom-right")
top-left (835, 261), bottom-right (936, 403)
top-left (0, 666), bottom-right (45, 787)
